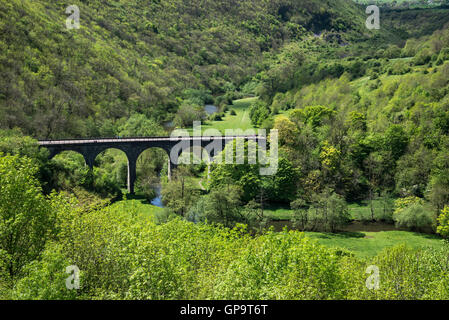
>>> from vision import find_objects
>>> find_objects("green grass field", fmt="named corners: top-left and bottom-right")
top-left (186, 96), bottom-right (291, 135)
top-left (109, 199), bottom-right (164, 219)
top-left (200, 97), bottom-right (257, 134)
top-left (263, 204), bottom-right (294, 220)
top-left (305, 231), bottom-right (445, 259)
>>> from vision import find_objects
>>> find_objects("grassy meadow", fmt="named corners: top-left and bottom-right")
top-left (306, 231), bottom-right (445, 259)
top-left (200, 97), bottom-right (258, 134)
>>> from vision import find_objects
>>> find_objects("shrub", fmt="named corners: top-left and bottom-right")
top-left (393, 196), bottom-right (424, 215)
top-left (393, 203), bottom-right (435, 232)
top-left (0, 155), bottom-right (56, 278)
top-left (437, 206), bottom-right (449, 238)
top-left (414, 48), bottom-right (432, 66)
top-left (436, 48), bottom-right (449, 65)
top-left (13, 243), bottom-right (78, 300)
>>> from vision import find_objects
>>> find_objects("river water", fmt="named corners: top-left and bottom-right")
top-left (150, 184), bottom-right (163, 207)
top-left (204, 104), bottom-right (218, 115)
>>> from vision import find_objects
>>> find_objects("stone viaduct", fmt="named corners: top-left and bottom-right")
top-left (38, 136), bottom-right (266, 194)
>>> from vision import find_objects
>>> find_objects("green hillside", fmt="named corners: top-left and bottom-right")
top-left (0, 0), bottom-right (366, 138)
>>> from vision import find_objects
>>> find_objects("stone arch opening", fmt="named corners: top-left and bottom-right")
top-left (135, 147), bottom-right (170, 205)
top-left (50, 150), bottom-right (88, 190)
top-left (93, 148), bottom-right (129, 194)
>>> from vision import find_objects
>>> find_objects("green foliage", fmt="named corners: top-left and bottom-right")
top-left (174, 103), bottom-right (205, 128)
top-left (436, 206), bottom-right (449, 237)
top-left (213, 231), bottom-right (347, 299)
top-left (210, 141), bottom-right (299, 204)
top-left (118, 114), bottom-right (164, 137)
top-left (0, 155), bottom-right (56, 278)
top-left (187, 185), bottom-right (243, 228)
top-left (4, 0), bottom-right (449, 301)
top-left (0, 0), bottom-right (368, 138)
top-left (294, 190), bottom-right (351, 232)
top-left (393, 203), bottom-right (435, 232)
top-left (393, 196), bottom-right (425, 215)
top-left (161, 167), bottom-right (200, 216)
top-left (299, 105), bottom-right (336, 128)
top-left (13, 242), bottom-right (78, 300)
top-left (249, 101), bottom-right (271, 127)
top-left (0, 169), bottom-right (448, 300)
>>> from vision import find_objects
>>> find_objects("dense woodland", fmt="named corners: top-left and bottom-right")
top-left (2, 0), bottom-right (449, 299)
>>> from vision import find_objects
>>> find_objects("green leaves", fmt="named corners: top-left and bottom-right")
top-left (437, 206), bottom-right (449, 237)
top-left (0, 154), bottom-right (56, 278)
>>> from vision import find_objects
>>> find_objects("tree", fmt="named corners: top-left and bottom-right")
top-left (0, 155), bottom-right (56, 278)
top-left (305, 190), bottom-right (350, 232)
top-left (273, 115), bottom-right (299, 147)
top-left (300, 105), bottom-right (335, 129)
top-left (173, 103), bottom-right (206, 128)
top-left (249, 101), bottom-right (271, 127)
top-left (266, 157), bottom-right (300, 203)
top-left (364, 153), bottom-right (383, 221)
top-left (161, 166), bottom-right (199, 217)
top-left (187, 185), bottom-right (243, 228)
top-left (394, 203), bottom-right (435, 233)
top-left (118, 113), bottom-right (164, 137)
top-left (437, 206), bottom-right (449, 238)
top-left (383, 125), bottom-right (408, 161)
top-left (291, 198), bottom-right (308, 231)
top-left (428, 150), bottom-right (449, 211)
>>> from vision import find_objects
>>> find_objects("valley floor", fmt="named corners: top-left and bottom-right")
top-left (111, 199), bottom-right (445, 260)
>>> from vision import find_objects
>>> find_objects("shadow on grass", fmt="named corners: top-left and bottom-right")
top-left (315, 232), bottom-right (366, 239)
top-left (120, 192), bottom-right (152, 205)
top-left (409, 232), bottom-right (443, 240)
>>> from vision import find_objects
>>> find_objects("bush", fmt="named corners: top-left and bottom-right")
top-left (393, 203), bottom-right (435, 232)
top-left (261, 117), bottom-right (274, 130)
top-left (414, 48), bottom-right (432, 66)
top-left (8, 197), bottom-right (449, 300)
top-left (230, 110), bottom-right (237, 116)
top-left (351, 245), bottom-right (449, 300)
top-left (436, 48), bottom-right (449, 65)
top-left (437, 206), bottom-right (449, 238)
top-left (13, 243), bottom-right (78, 300)
top-left (0, 155), bottom-right (56, 278)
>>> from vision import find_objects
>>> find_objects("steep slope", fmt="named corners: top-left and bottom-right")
top-left (0, 0), bottom-right (366, 138)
